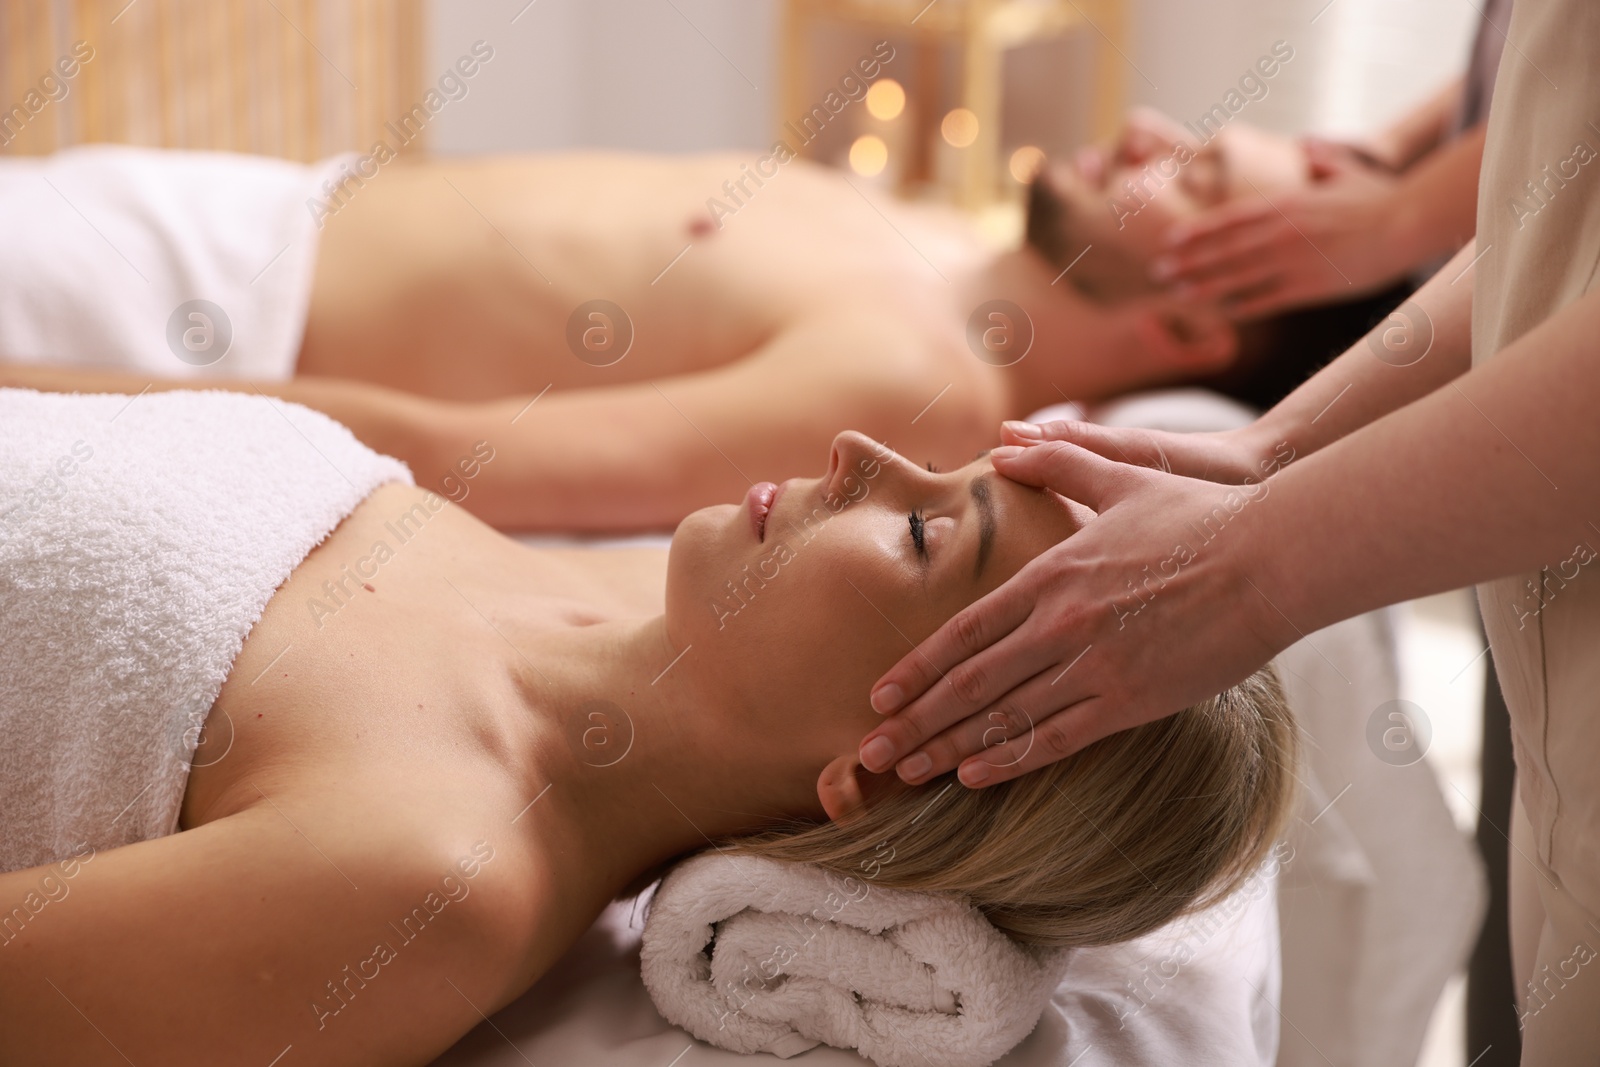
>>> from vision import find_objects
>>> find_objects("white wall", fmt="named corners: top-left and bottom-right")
top-left (425, 0), bottom-right (1478, 156)
top-left (1305, 0), bottom-right (1478, 135)
top-left (1125, 0), bottom-right (1477, 138)
top-left (426, 0), bottom-right (777, 155)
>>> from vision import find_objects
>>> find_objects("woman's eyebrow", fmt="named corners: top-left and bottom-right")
top-left (971, 473), bottom-right (997, 578)
top-left (972, 449), bottom-right (991, 460)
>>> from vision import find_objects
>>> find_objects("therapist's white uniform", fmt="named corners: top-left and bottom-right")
top-left (1473, 0), bottom-right (1600, 1058)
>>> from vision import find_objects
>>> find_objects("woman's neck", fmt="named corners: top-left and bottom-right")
top-left (502, 615), bottom-right (827, 905)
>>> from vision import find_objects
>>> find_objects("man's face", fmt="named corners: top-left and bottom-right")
top-left (1026, 109), bottom-right (1308, 302)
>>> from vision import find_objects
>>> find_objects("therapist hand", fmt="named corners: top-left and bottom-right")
top-left (857, 435), bottom-right (1297, 788)
top-left (997, 417), bottom-right (1276, 485)
top-left (1152, 146), bottom-right (1405, 320)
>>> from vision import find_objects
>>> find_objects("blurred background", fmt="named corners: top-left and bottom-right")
top-left (2, 0), bottom-right (1476, 197)
top-left (425, 0), bottom-right (1473, 175)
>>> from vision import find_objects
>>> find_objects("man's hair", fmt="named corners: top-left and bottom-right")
top-left (724, 666), bottom-right (1298, 948)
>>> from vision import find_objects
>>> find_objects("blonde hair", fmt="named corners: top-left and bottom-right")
top-left (720, 667), bottom-right (1297, 949)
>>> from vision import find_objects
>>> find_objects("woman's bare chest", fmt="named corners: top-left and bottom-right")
top-left (177, 485), bottom-right (665, 828)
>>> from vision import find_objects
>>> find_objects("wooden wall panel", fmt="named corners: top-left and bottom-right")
top-left (0, 0), bottom-right (426, 159)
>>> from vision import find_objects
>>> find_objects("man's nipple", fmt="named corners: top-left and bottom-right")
top-left (687, 213), bottom-right (717, 239)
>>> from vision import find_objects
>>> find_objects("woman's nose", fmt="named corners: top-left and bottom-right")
top-left (825, 431), bottom-right (868, 500)
top-left (825, 431), bottom-right (913, 500)
top-left (832, 429), bottom-right (899, 475)
top-left (829, 430), bottom-right (875, 472)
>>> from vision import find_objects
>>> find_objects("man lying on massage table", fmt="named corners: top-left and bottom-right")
top-left (4, 112), bottom-right (1337, 533)
top-left (0, 386), bottom-right (1296, 1067)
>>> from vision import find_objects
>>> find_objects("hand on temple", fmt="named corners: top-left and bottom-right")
top-left (1151, 147), bottom-right (1408, 320)
top-left (997, 417), bottom-right (1272, 485)
top-left (1071, 105), bottom-right (1200, 188)
top-left (858, 423), bottom-right (1298, 789)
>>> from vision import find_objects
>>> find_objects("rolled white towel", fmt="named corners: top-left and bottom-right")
top-left (640, 852), bottom-right (1070, 1067)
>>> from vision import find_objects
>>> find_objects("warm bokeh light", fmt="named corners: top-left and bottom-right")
top-left (1009, 145), bottom-right (1046, 183)
top-left (865, 78), bottom-right (906, 121)
top-left (941, 108), bottom-right (979, 148)
top-left (848, 134), bottom-right (889, 177)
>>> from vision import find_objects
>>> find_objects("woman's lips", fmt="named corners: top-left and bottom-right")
top-left (746, 481), bottom-right (778, 541)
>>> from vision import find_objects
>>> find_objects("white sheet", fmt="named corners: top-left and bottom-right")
top-left (0, 145), bottom-right (348, 381)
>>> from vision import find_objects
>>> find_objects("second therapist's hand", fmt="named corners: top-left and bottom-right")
top-left (1152, 148), bottom-right (1406, 320)
top-left (997, 417), bottom-right (1280, 485)
top-left (857, 435), bottom-right (1297, 788)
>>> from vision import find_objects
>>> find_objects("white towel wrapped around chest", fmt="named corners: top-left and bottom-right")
top-left (0, 388), bottom-right (410, 874)
top-left (641, 852), bottom-right (1070, 1067)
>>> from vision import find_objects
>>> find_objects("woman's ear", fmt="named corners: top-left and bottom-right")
top-left (817, 754), bottom-right (868, 823)
top-left (819, 754), bottom-right (909, 822)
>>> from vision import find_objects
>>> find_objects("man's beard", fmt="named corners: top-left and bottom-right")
top-left (1023, 169), bottom-right (1156, 304)
top-left (1023, 172), bottom-right (1076, 273)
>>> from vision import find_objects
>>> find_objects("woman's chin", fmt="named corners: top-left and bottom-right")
top-left (671, 502), bottom-right (741, 546)
top-left (665, 502), bottom-right (743, 579)
top-left (662, 501), bottom-right (757, 650)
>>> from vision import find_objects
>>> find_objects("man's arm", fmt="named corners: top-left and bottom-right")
top-left (440, 312), bottom-right (952, 531)
top-left (4, 312), bottom-right (951, 532)
top-left (0, 360), bottom-right (449, 491)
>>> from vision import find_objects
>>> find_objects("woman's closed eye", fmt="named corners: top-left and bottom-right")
top-left (907, 461), bottom-right (938, 561)
top-left (907, 509), bottom-right (928, 559)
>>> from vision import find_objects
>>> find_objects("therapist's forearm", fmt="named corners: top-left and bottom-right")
top-left (1361, 75), bottom-right (1465, 171)
top-left (1244, 240), bottom-right (1477, 463)
top-left (1249, 281), bottom-right (1600, 638)
top-left (1388, 125), bottom-right (1484, 271)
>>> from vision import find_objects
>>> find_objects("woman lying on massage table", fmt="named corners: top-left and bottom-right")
top-left (0, 401), bottom-right (1295, 1066)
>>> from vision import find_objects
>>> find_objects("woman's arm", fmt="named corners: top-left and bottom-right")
top-left (1344, 122), bottom-right (1484, 282)
top-left (0, 807), bottom-right (528, 1066)
top-left (1255, 277), bottom-right (1600, 629)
